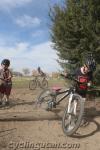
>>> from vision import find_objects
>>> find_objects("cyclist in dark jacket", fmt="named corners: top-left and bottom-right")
top-left (37, 67), bottom-right (46, 77)
top-left (63, 54), bottom-right (96, 98)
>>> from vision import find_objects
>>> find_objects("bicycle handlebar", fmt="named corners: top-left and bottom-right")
top-left (60, 73), bottom-right (77, 81)
top-left (60, 73), bottom-right (90, 86)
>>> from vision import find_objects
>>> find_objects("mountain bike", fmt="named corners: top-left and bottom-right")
top-left (29, 75), bottom-right (48, 90)
top-left (36, 77), bottom-right (88, 136)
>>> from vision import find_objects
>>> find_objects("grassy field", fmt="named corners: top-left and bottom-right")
top-left (12, 76), bottom-right (66, 88)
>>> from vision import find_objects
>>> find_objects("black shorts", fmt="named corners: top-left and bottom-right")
top-left (0, 83), bottom-right (12, 96)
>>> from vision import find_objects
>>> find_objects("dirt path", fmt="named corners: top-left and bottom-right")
top-left (0, 88), bottom-right (100, 150)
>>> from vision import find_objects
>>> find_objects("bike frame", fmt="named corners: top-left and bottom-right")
top-left (35, 76), bottom-right (45, 86)
top-left (51, 86), bottom-right (80, 116)
top-left (51, 88), bottom-right (73, 105)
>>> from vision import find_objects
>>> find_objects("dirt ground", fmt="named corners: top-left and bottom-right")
top-left (0, 88), bottom-right (100, 150)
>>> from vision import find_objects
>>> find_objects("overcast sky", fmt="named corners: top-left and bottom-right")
top-left (0, 0), bottom-right (63, 73)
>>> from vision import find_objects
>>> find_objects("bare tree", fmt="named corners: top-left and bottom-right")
top-left (22, 68), bottom-right (30, 76)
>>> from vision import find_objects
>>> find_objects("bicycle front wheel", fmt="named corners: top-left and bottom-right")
top-left (29, 80), bottom-right (37, 90)
top-left (62, 94), bottom-right (85, 136)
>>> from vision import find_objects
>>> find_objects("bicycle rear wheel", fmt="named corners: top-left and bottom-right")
top-left (29, 80), bottom-right (37, 90)
top-left (36, 89), bottom-right (55, 110)
top-left (62, 94), bottom-right (85, 136)
top-left (41, 79), bottom-right (48, 89)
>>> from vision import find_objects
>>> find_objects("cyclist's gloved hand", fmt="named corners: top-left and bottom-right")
top-left (87, 81), bottom-right (92, 88)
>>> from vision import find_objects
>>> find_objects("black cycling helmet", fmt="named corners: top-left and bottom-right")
top-left (83, 53), bottom-right (96, 72)
top-left (1, 59), bottom-right (10, 66)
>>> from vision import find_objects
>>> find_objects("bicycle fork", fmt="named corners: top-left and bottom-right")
top-left (67, 93), bottom-right (77, 115)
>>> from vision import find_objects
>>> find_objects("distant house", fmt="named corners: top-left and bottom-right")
top-left (13, 72), bottom-right (23, 77)
top-left (52, 72), bottom-right (60, 78)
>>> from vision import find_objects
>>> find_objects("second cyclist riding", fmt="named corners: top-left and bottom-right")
top-left (29, 75), bottom-right (48, 90)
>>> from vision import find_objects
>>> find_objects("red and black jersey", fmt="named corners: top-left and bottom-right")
top-left (74, 68), bottom-right (93, 92)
